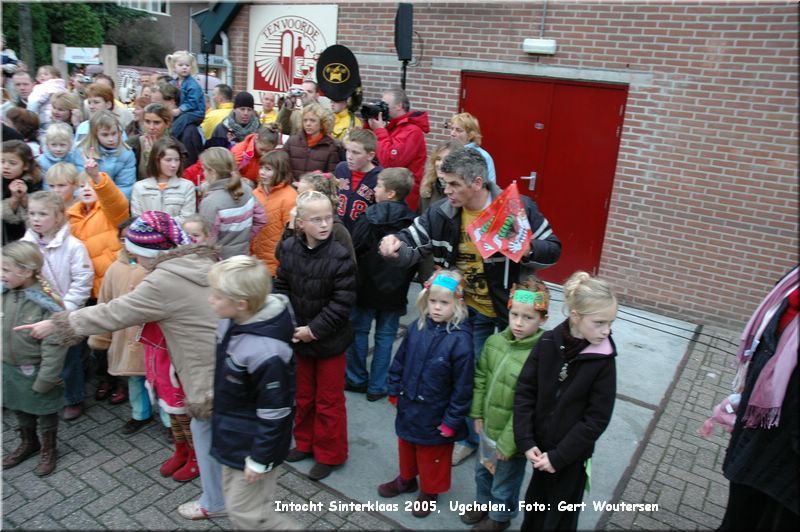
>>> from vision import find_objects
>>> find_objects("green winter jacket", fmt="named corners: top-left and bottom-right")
top-left (470, 326), bottom-right (544, 458)
top-left (2, 283), bottom-right (67, 393)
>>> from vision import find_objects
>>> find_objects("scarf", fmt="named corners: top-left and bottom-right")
top-left (224, 112), bottom-right (261, 143)
top-left (735, 266), bottom-right (798, 429)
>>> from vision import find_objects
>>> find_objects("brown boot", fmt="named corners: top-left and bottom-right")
top-left (3, 427), bottom-right (40, 469)
top-left (33, 430), bottom-right (57, 477)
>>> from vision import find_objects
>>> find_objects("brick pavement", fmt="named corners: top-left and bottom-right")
top-left (1, 382), bottom-right (401, 531)
top-left (601, 325), bottom-right (739, 531)
top-left (2, 324), bottom-right (741, 531)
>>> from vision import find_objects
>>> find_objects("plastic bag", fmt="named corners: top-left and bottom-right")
top-left (478, 431), bottom-right (498, 475)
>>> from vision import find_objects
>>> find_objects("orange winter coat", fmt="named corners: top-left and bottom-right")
top-left (67, 172), bottom-right (130, 297)
top-left (252, 182), bottom-right (297, 276)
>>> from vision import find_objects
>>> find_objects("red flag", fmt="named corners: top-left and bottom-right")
top-left (466, 182), bottom-right (532, 263)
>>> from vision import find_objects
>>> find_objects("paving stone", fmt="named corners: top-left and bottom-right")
top-left (97, 507), bottom-right (144, 529)
top-left (84, 485), bottom-right (135, 517)
top-left (46, 486), bottom-right (101, 519)
top-left (45, 468), bottom-right (88, 497)
top-left (80, 468), bottom-right (122, 493)
top-left (7, 488), bottom-right (64, 523)
top-left (18, 512), bottom-right (63, 530)
top-left (119, 485), bottom-right (170, 513)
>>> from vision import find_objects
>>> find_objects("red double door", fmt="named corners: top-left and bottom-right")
top-left (459, 72), bottom-right (627, 283)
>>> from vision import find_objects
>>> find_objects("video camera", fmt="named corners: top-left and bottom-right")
top-left (360, 100), bottom-right (389, 121)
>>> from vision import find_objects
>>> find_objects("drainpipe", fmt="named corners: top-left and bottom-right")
top-left (220, 31), bottom-right (234, 87)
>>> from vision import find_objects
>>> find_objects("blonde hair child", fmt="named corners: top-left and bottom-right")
top-left (76, 111), bottom-right (136, 198)
top-left (198, 147), bottom-right (265, 258)
top-left (206, 255), bottom-right (299, 530)
top-left (182, 213), bottom-right (211, 244)
top-left (44, 162), bottom-right (80, 208)
top-left (286, 171), bottom-right (355, 261)
top-left (164, 50), bottom-right (205, 137)
top-left (380, 269), bottom-right (473, 515)
top-left (252, 150), bottom-right (297, 276)
top-left (20, 191), bottom-right (93, 420)
top-left (2, 240), bottom-right (68, 477)
top-left (38, 123), bottom-right (83, 178)
top-left (513, 270), bottom-right (618, 531)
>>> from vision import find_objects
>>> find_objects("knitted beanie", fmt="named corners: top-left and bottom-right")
top-left (125, 211), bottom-right (191, 258)
top-left (233, 91), bottom-right (255, 109)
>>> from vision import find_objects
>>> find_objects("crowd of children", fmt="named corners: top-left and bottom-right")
top-left (3, 57), bottom-right (621, 531)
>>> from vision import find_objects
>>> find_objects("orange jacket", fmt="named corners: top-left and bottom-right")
top-left (251, 182), bottom-right (297, 276)
top-left (67, 173), bottom-right (130, 297)
top-left (230, 133), bottom-right (261, 183)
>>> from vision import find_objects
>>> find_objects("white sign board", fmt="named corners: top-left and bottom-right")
top-left (248, 4), bottom-right (338, 95)
top-left (64, 47), bottom-right (102, 64)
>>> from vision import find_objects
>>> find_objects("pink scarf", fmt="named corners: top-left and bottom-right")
top-left (735, 266), bottom-right (798, 429)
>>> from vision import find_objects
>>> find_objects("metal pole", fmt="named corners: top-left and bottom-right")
top-left (401, 59), bottom-right (408, 90)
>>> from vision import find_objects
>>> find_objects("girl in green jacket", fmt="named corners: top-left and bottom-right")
top-left (2, 240), bottom-right (68, 477)
top-left (461, 278), bottom-right (549, 531)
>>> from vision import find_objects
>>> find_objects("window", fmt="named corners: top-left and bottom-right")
top-left (117, 1), bottom-right (170, 16)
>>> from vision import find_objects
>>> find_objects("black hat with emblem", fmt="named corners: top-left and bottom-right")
top-left (316, 44), bottom-right (361, 103)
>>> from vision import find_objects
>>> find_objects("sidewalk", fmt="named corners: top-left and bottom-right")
top-left (2, 289), bottom-right (739, 530)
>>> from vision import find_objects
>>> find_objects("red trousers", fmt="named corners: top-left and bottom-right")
top-left (398, 437), bottom-right (453, 494)
top-left (294, 353), bottom-right (348, 465)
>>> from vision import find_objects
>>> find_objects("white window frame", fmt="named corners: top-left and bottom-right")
top-left (117, 1), bottom-right (170, 16)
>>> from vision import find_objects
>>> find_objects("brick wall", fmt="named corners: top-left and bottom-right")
top-left (228, 1), bottom-right (798, 329)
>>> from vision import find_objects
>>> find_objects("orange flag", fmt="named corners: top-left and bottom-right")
top-left (466, 182), bottom-right (532, 263)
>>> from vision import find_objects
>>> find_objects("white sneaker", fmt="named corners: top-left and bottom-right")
top-left (452, 443), bottom-right (475, 466)
top-left (177, 500), bottom-right (227, 520)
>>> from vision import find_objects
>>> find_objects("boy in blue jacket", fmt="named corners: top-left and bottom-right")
top-left (207, 256), bottom-right (299, 530)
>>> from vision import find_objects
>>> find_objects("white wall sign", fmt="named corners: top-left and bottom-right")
top-left (64, 47), bottom-right (102, 64)
top-left (248, 4), bottom-right (338, 94)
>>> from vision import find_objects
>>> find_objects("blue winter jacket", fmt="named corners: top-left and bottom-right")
top-left (93, 145), bottom-right (137, 199)
top-left (388, 316), bottom-right (474, 445)
top-left (37, 149), bottom-right (84, 183)
top-left (210, 294), bottom-right (296, 471)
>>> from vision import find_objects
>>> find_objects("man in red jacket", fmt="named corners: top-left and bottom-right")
top-left (368, 88), bottom-right (429, 212)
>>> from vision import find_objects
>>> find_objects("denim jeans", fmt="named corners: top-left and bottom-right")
top-left (475, 455), bottom-right (527, 522)
top-left (191, 417), bottom-right (225, 512)
top-left (62, 343), bottom-right (85, 406)
top-left (461, 309), bottom-right (505, 448)
top-left (345, 306), bottom-right (401, 395)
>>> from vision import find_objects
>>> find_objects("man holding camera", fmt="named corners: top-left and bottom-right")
top-left (367, 88), bottom-right (429, 212)
top-left (277, 79), bottom-right (321, 136)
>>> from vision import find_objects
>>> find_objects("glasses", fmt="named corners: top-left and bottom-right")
top-left (302, 215), bottom-right (333, 225)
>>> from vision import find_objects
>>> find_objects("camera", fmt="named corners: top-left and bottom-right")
top-left (289, 87), bottom-right (304, 98)
top-left (360, 100), bottom-right (389, 121)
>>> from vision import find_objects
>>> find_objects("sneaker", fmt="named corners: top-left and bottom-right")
top-left (377, 475), bottom-right (418, 498)
top-left (285, 448), bottom-right (312, 462)
top-left (366, 392), bottom-right (387, 402)
top-left (120, 417), bottom-right (152, 435)
top-left (63, 404), bottom-right (83, 421)
top-left (461, 509), bottom-right (488, 525)
top-left (412, 492), bottom-right (438, 518)
top-left (307, 462), bottom-right (334, 481)
top-left (451, 443), bottom-right (475, 466)
top-left (473, 517), bottom-right (511, 531)
top-left (177, 500), bottom-right (227, 520)
top-left (345, 381), bottom-right (368, 393)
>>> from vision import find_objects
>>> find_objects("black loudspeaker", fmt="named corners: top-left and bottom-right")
top-left (394, 3), bottom-right (413, 61)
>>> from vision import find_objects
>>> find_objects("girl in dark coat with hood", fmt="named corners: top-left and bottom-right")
top-left (513, 271), bottom-right (618, 531)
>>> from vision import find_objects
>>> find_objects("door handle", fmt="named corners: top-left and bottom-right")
top-left (521, 171), bottom-right (537, 191)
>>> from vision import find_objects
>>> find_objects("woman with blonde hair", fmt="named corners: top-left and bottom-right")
top-left (449, 112), bottom-right (496, 184)
top-left (198, 147), bottom-right (266, 259)
top-left (283, 101), bottom-right (342, 180)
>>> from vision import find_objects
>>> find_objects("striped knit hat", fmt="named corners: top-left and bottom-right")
top-left (125, 211), bottom-right (191, 258)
